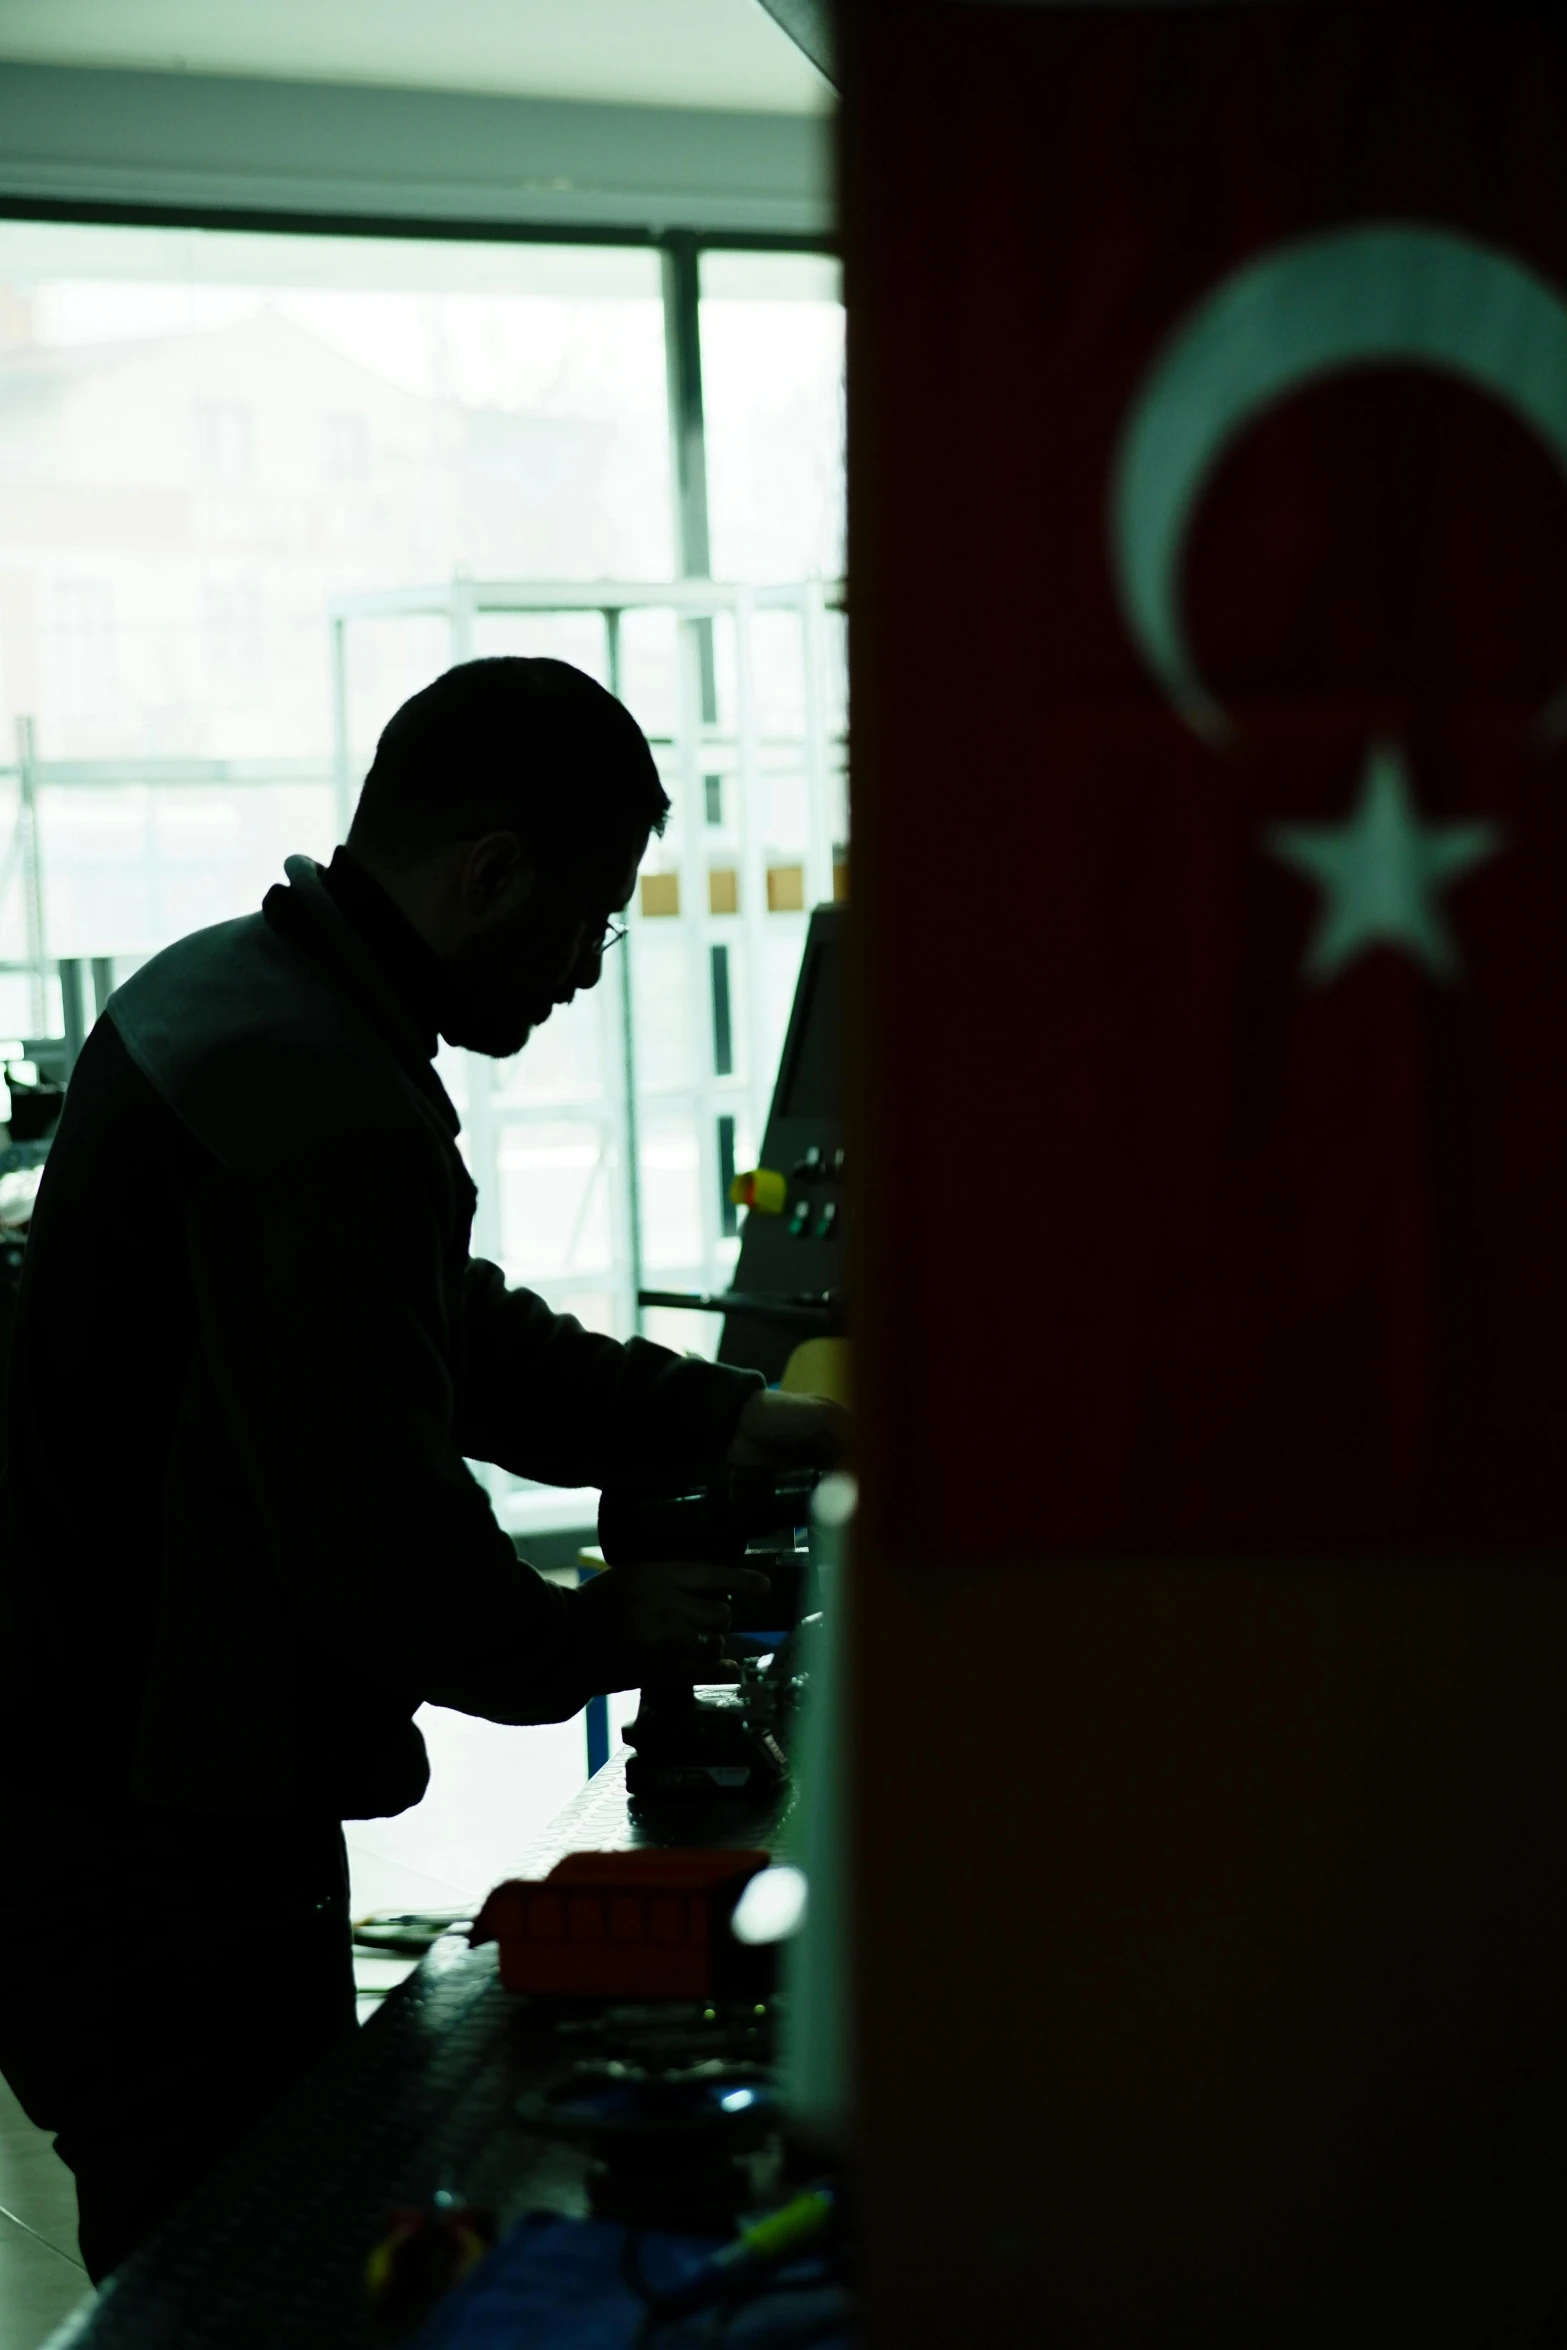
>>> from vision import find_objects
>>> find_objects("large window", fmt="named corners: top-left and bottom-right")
top-left (0, 216), bottom-right (846, 1895)
top-left (0, 220), bottom-right (846, 1452)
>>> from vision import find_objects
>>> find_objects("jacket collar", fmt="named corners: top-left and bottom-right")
top-left (271, 855), bottom-right (460, 1136)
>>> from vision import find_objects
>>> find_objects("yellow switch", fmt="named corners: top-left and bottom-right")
top-left (782, 1337), bottom-right (850, 1407)
top-left (729, 1167), bottom-right (787, 1216)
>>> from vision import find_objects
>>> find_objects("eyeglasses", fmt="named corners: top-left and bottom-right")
top-left (594, 918), bottom-right (628, 955)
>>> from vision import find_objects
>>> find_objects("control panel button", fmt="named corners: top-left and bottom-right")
top-left (729, 1168), bottom-right (788, 1216)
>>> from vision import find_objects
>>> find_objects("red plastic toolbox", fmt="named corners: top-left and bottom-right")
top-left (470, 1848), bottom-right (771, 1999)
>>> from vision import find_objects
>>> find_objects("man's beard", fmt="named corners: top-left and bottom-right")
top-left (438, 920), bottom-right (555, 1059)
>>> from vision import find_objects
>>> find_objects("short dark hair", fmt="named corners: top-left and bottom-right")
top-left (348, 657), bottom-right (670, 869)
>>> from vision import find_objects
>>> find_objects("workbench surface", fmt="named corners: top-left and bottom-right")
top-left (49, 1752), bottom-right (798, 2350)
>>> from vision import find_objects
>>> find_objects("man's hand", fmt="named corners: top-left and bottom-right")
top-left (580, 1558), bottom-right (771, 1684)
top-left (726, 1388), bottom-right (849, 1468)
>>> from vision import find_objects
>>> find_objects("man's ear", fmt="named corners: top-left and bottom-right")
top-left (460, 832), bottom-right (535, 921)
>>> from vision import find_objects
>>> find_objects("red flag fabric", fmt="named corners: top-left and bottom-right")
top-left (854, 2), bottom-right (1567, 1558)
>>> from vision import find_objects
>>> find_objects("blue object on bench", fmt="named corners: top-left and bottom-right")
top-left (412, 2212), bottom-right (853, 2348)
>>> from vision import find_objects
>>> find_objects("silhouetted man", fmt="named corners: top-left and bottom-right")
top-left (0, 658), bottom-right (839, 2279)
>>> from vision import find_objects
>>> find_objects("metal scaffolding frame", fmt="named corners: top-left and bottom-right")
top-left (0, 726), bottom-right (334, 1068)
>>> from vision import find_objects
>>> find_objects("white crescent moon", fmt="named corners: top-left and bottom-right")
top-left (1110, 222), bottom-right (1567, 745)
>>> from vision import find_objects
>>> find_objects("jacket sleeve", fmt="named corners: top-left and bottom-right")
top-left (453, 1258), bottom-right (763, 1487)
top-left (184, 1127), bottom-right (614, 1726)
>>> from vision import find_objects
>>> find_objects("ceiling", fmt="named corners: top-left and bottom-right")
top-left (0, 0), bottom-right (834, 114)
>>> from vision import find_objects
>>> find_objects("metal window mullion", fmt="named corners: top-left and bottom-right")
top-left (801, 581), bottom-right (836, 911)
top-left (662, 233), bottom-right (717, 731)
top-left (329, 579), bottom-right (846, 623)
top-left (661, 235), bottom-right (713, 584)
top-left (15, 717), bottom-right (46, 1036)
top-left (676, 610), bottom-right (724, 1299)
top-left (446, 574), bottom-right (504, 1274)
top-left (331, 612), bottom-right (353, 842)
top-left (660, 229), bottom-right (730, 1296)
top-left (604, 605), bottom-right (645, 1338)
top-left (733, 588), bottom-right (773, 1173)
top-left (58, 960), bottom-right (85, 1077)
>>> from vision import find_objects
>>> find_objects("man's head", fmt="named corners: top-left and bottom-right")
top-left (347, 656), bottom-right (669, 1057)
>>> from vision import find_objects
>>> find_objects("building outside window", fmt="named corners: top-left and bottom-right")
top-left (193, 397), bottom-right (255, 485)
top-left (202, 577), bottom-right (268, 692)
top-left (319, 408), bottom-right (371, 485)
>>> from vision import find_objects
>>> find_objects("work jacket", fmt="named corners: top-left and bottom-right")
top-left (0, 856), bottom-right (760, 1817)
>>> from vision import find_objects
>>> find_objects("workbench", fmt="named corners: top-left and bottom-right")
top-left (48, 1751), bottom-right (800, 2350)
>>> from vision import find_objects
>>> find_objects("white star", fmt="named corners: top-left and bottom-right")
top-left (1266, 741), bottom-right (1503, 984)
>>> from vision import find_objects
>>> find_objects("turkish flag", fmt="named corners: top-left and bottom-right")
top-left (852, 3), bottom-right (1567, 1556)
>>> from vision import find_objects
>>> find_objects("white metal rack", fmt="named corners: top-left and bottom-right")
top-left (0, 727), bottom-right (334, 1049)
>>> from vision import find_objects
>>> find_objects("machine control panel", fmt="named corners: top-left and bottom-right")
top-left (718, 904), bottom-right (846, 1381)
